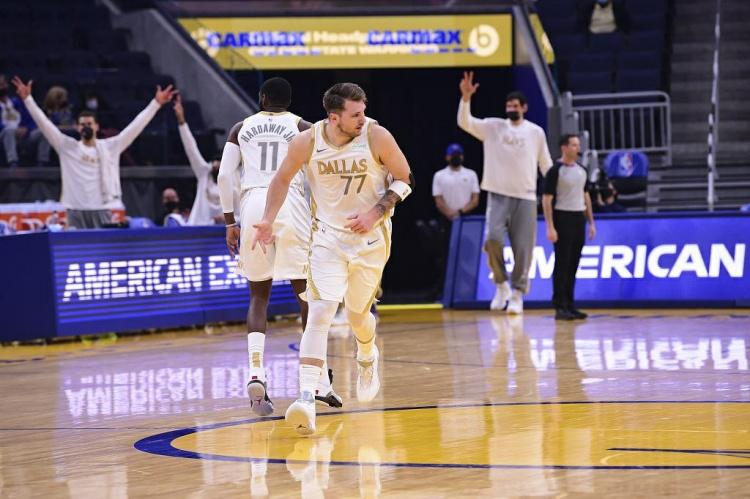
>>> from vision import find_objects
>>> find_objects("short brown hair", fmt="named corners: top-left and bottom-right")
top-left (77, 110), bottom-right (98, 123)
top-left (323, 83), bottom-right (367, 114)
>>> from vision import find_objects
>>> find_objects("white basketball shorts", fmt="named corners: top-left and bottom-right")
top-left (237, 185), bottom-right (311, 282)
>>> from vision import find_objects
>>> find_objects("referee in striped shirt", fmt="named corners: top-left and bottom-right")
top-left (542, 134), bottom-right (596, 320)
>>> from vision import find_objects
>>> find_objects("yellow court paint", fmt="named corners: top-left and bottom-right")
top-left (171, 402), bottom-right (750, 468)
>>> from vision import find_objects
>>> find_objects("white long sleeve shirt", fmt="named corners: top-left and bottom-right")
top-left (178, 123), bottom-right (222, 225)
top-left (457, 99), bottom-right (552, 201)
top-left (24, 95), bottom-right (161, 210)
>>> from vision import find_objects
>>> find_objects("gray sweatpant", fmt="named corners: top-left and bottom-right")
top-left (67, 209), bottom-right (113, 229)
top-left (484, 192), bottom-right (537, 293)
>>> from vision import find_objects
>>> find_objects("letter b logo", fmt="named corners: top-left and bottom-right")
top-left (469, 25), bottom-right (500, 58)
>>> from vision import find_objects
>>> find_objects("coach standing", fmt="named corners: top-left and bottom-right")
top-left (542, 134), bottom-right (596, 320)
top-left (458, 71), bottom-right (553, 314)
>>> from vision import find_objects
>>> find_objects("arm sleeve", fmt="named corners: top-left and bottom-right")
top-left (113, 99), bottom-right (161, 154)
top-left (23, 96), bottom-right (66, 150)
top-left (543, 164), bottom-right (559, 196)
top-left (432, 172), bottom-right (442, 196)
top-left (538, 130), bottom-right (554, 175)
top-left (457, 99), bottom-right (491, 141)
top-left (178, 122), bottom-right (210, 177)
top-left (217, 142), bottom-right (241, 214)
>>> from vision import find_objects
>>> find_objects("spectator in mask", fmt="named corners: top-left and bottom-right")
top-left (173, 94), bottom-right (224, 225)
top-left (423, 142), bottom-right (480, 299)
top-left (0, 73), bottom-right (35, 168)
top-left (579, 0), bottom-right (630, 34)
top-left (160, 187), bottom-right (187, 227)
top-left (13, 76), bottom-right (178, 229)
top-left (433, 143), bottom-right (480, 222)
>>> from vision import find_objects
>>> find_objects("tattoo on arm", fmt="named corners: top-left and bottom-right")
top-left (374, 191), bottom-right (401, 217)
top-left (227, 121), bottom-right (243, 145)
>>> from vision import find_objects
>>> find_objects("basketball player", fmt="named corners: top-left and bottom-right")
top-left (252, 82), bottom-right (414, 435)
top-left (217, 77), bottom-right (341, 417)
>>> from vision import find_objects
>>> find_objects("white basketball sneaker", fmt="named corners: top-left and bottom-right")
top-left (315, 368), bottom-right (343, 408)
top-left (247, 376), bottom-right (274, 417)
top-left (490, 282), bottom-right (511, 311)
top-left (507, 289), bottom-right (524, 315)
top-left (285, 391), bottom-right (317, 436)
top-left (356, 344), bottom-right (380, 402)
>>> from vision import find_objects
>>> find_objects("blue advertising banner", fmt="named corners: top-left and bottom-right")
top-left (444, 213), bottom-right (750, 308)
top-left (0, 228), bottom-right (298, 341)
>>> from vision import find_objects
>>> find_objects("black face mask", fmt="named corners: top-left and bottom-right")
top-left (0, 88), bottom-right (7, 98)
top-left (507, 111), bottom-right (521, 122)
top-left (449, 155), bottom-right (463, 167)
top-left (80, 126), bottom-right (94, 140)
top-left (164, 201), bottom-right (179, 213)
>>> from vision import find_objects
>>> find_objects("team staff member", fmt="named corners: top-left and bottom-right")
top-left (458, 71), bottom-right (553, 314)
top-left (542, 134), bottom-right (596, 321)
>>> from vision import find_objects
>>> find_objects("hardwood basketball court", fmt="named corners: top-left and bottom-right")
top-left (1, 308), bottom-right (749, 497)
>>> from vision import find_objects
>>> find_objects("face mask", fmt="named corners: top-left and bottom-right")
top-left (597, 0), bottom-right (609, 5)
top-left (449, 155), bottom-right (462, 167)
top-left (164, 201), bottom-right (179, 212)
top-left (80, 126), bottom-right (94, 140)
top-left (0, 88), bottom-right (7, 98)
top-left (507, 111), bottom-right (521, 121)
top-left (86, 99), bottom-right (98, 110)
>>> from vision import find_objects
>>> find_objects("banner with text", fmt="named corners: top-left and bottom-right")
top-left (179, 14), bottom-right (513, 69)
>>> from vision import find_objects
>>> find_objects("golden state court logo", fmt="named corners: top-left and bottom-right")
top-left (468, 24), bottom-right (500, 58)
top-left (191, 27), bottom-right (219, 57)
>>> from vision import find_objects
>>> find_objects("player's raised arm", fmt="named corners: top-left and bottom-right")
top-left (345, 124), bottom-right (413, 234)
top-left (252, 129), bottom-right (313, 250)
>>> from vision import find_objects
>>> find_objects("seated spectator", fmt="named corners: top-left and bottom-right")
top-left (595, 180), bottom-right (626, 213)
top-left (0, 74), bottom-right (36, 168)
top-left (159, 188), bottom-right (187, 227)
top-left (579, 0), bottom-right (630, 34)
top-left (28, 86), bottom-right (76, 166)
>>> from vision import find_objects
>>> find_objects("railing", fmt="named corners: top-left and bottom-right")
top-left (571, 92), bottom-right (672, 166)
top-left (707, 0), bottom-right (721, 211)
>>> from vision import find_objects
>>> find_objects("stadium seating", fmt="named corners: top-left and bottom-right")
top-left (0, 0), bottom-right (215, 166)
top-left (539, 0), bottom-right (669, 95)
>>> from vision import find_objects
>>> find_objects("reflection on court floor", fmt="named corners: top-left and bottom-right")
top-left (1, 310), bottom-right (749, 497)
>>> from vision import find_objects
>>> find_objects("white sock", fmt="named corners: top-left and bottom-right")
top-left (248, 332), bottom-right (265, 380)
top-left (317, 361), bottom-right (331, 394)
top-left (300, 364), bottom-right (322, 397)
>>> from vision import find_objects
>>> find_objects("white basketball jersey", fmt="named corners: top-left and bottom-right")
top-left (238, 111), bottom-right (302, 190)
top-left (306, 118), bottom-right (390, 232)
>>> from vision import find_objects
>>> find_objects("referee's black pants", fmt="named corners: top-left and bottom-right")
top-left (552, 210), bottom-right (585, 310)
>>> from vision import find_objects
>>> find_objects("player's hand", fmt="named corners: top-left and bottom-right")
top-left (459, 71), bottom-right (479, 101)
top-left (345, 209), bottom-right (379, 234)
top-left (155, 84), bottom-right (178, 105)
top-left (173, 94), bottom-right (185, 125)
top-left (226, 225), bottom-right (240, 257)
top-left (588, 223), bottom-right (596, 241)
top-left (546, 227), bottom-right (558, 243)
top-left (11, 76), bottom-right (32, 99)
top-left (251, 220), bottom-right (274, 253)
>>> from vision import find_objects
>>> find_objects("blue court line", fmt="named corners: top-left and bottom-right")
top-left (133, 401), bottom-right (750, 470)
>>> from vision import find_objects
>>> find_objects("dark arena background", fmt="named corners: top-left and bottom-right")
top-left (0, 0), bottom-right (748, 497)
